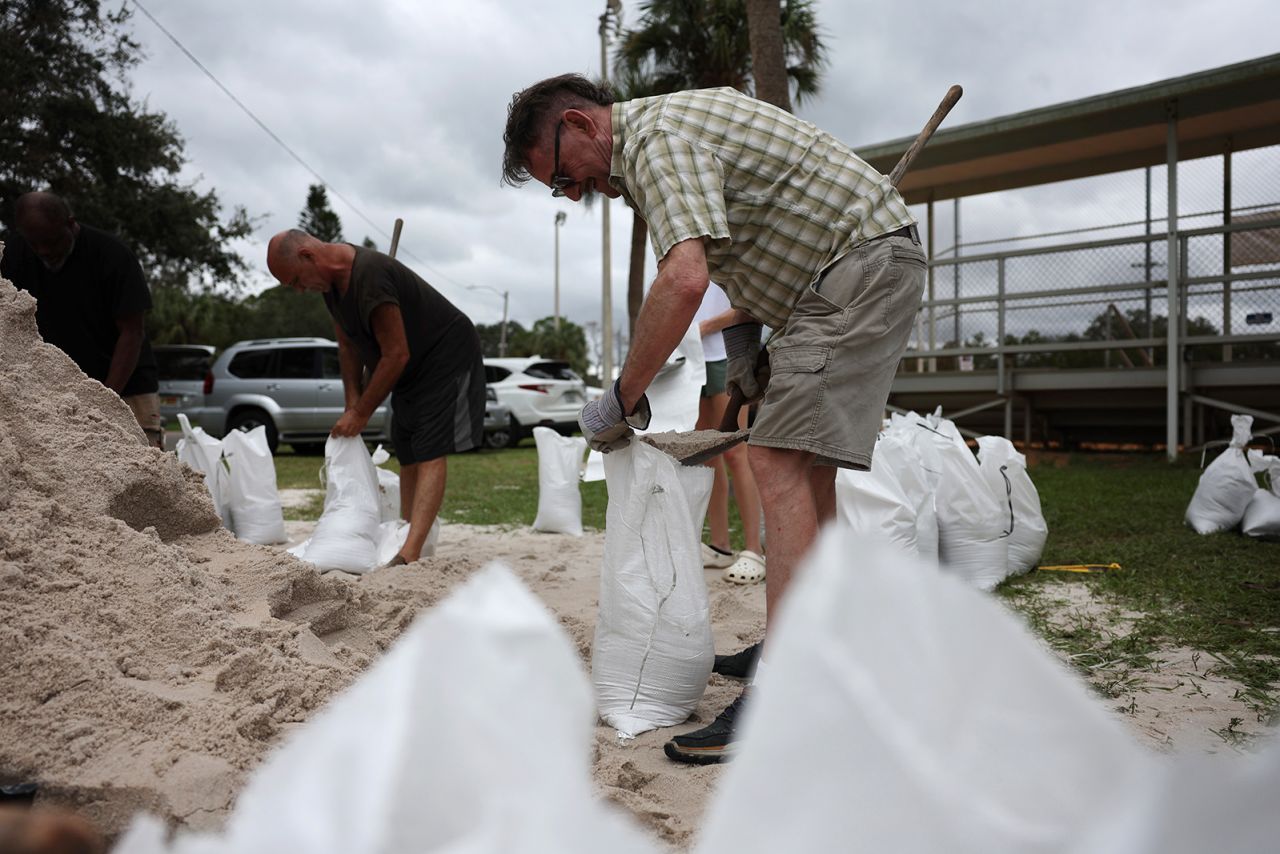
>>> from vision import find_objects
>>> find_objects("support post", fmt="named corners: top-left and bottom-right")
top-left (1165, 102), bottom-right (1180, 462)
top-left (927, 195), bottom-right (936, 372)
top-left (1223, 138), bottom-right (1233, 362)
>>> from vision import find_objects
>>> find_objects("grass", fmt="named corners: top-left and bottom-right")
top-left (998, 453), bottom-right (1280, 722)
top-left (273, 445), bottom-right (1279, 717)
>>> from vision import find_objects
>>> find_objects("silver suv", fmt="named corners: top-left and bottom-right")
top-left (188, 338), bottom-right (391, 453)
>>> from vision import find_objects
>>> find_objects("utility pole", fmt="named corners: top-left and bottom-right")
top-left (598, 0), bottom-right (622, 382)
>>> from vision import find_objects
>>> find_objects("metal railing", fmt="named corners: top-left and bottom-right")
top-left (907, 216), bottom-right (1280, 373)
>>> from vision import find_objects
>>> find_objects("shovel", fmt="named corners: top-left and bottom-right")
top-left (644, 84), bottom-right (964, 467)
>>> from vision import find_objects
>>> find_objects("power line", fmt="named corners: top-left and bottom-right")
top-left (129, 0), bottom-right (476, 294)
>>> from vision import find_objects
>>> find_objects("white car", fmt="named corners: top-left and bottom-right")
top-left (483, 357), bottom-right (587, 445)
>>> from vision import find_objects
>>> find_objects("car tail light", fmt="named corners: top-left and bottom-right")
top-left (518, 383), bottom-right (550, 394)
top-left (203, 371), bottom-right (214, 395)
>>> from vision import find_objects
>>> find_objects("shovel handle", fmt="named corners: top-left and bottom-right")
top-left (888, 84), bottom-right (963, 188)
top-left (718, 386), bottom-right (747, 433)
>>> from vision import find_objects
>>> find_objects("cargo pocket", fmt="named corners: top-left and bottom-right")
top-left (771, 345), bottom-right (829, 375)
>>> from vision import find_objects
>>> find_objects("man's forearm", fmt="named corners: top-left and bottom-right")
top-left (105, 329), bottom-right (143, 393)
top-left (353, 354), bottom-right (408, 419)
top-left (616, 241), bottom-right (709, 412)
top-left (337, 345), bottom-right (365, 409)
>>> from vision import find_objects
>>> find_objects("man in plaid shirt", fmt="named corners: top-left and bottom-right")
top-left (503, 73), bottom-right (926, 763)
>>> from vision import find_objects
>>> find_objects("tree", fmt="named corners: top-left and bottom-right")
top-left (612, 0), bottom-right (827, 332)
top-left (528, 316), bottom-right (589, 378)
top-left (299, 184), bottom-right (343, 242)
top-left (0, 0), bottom-right (252, 290)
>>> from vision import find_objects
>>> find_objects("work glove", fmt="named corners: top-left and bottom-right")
top-left (723, 322), bottom-right (770, 403)
top-left (578, 380), bottom-right (652, 453)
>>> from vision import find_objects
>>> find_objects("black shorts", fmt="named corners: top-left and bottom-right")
top-left (391, 355), bottom-right (485, 464)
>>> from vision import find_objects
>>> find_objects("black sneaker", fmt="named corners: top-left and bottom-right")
top-left (712, 641), bottom-right (762, 680)
top-left (663, 690), bottom-right (747, 765)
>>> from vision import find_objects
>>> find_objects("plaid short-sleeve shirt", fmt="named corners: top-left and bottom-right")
top-left (609, 88), bottom-right (914, 329)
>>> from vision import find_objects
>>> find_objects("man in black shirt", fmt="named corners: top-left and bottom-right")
top-left (266, 229), bottom-right (485, 566)
top-left (1, 192), bottom-right (162, 448)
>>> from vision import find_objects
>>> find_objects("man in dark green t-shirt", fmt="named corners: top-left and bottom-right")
top-left (1, 192), bottom-right (162, 448)
top-left (266, 229), bottom-right (484, 566)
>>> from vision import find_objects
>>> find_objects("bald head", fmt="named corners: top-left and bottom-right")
top-left (14, 191), bottom-right (78, 271)
top-left (266, 228), bottom-right (350, 294)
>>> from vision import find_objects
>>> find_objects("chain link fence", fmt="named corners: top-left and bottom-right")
top-left (904, 143), bottom-right (1280, 373)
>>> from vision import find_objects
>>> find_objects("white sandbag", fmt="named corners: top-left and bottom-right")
top-left (294, 436), bottom-right (381, 574)
top-left (835, 430), bottom-right (936, 561)
top-left (594, 441), bottom-right (715, 737)
top-left (977, 436), bottom-right (1048, 576)
top-left (174, 413), bottom-right (230, 527)
top-left (221, 426), bottom-right (287, 545)
top-left (532, 426), bottom-right (587, 536)
top-left (639, 322), bottom-right (706, 434)
top-left (696, 528), bottom-right (1157, 854)
top-left (921, 416), bottom-right (1009, 590)
top-left (1186, 415), bottom-right (1257, 534)
top-left (1241, 455), bottom-right (1280, 539)
top-left (370, 444), bottom-right (401, 523)
top-left (114, 565), bottom-right (657, 854)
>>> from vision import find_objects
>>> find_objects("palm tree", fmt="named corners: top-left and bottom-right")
top-left (611, 0), bottom-right (827, 333)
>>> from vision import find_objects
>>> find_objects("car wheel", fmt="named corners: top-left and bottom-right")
top-left (506, 415), bottom-right (526, 448)
top-left (484, 425), bottom-right (513, 450)
top-left (227, 408), bottom-right (279, 454)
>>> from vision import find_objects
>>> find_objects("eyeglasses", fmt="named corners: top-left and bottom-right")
top-left (550, 121), bottom-right (574, 198)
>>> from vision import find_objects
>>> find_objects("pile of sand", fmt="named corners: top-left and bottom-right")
top-left (0, 273), bottom-right (482, 835)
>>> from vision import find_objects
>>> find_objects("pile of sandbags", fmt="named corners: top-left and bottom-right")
top-left (1186, 415), bottom-right (1277, 539)
top-left (835, 408), bottom-right (1047, 590)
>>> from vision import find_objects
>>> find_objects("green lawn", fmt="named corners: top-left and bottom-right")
top-left (274, 446), bottom-right (1279, 716)
top-left (998, 454), bottom-right (1279, 720)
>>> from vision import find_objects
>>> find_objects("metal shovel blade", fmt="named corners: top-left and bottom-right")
top-left (640, 428), bottom-right (751, 466)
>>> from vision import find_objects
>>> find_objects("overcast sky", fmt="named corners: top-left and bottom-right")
top-left (123, 0), bottom-right (1277, 335)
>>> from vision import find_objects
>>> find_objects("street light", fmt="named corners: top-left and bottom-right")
top-left (598, 0), bottom-right (623, 382)
top-left (554, 211), bottom-right (566, 331)
top-left (468, 284), bottom-right (510, 358)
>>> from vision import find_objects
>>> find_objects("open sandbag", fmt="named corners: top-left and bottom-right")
top-left (696, 528), bottom-right (1156, 854)
top-left (594, 440), bottom-right (714, 737)
top-left (221, 426), bottom-right (286, 545)
top-left (114, 565), bottom-right (656, 854)
top-left (1186, 415), bottom-right (1258, 534)
top-left (532, 426), bottom-right (588, 536)
top-left (977, 436), bottom-right (1047, 576)
top-left (291, 436), bottom-right (381, 573)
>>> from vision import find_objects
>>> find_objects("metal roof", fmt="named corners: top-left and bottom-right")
top-left (858, 53), bottom-right (1280, 204)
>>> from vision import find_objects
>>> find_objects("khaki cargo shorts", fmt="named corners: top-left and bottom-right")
top-left (750, 235), bottom-right (926, 470)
